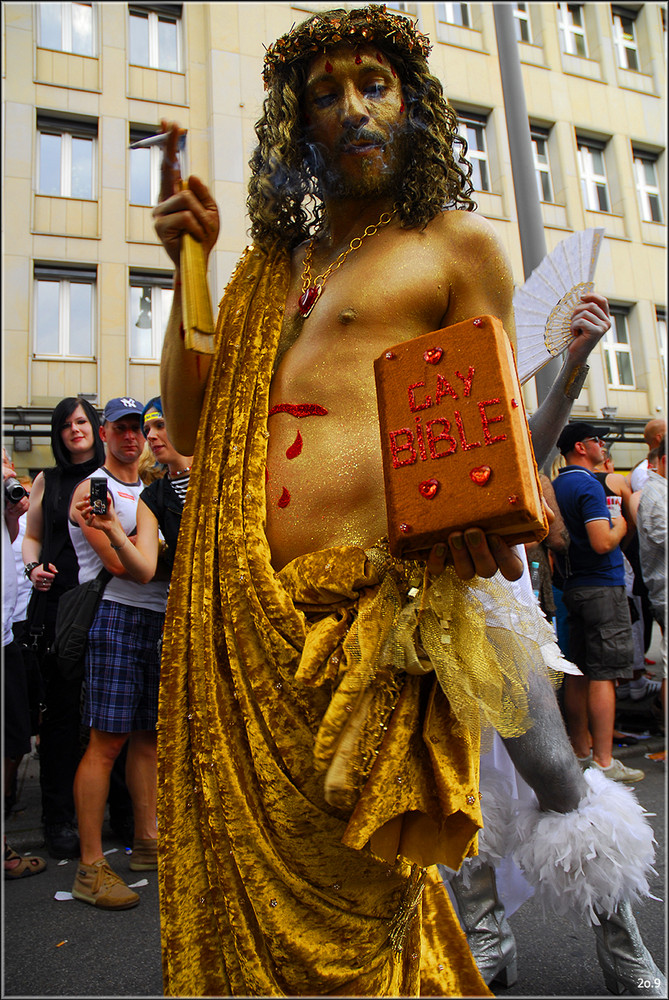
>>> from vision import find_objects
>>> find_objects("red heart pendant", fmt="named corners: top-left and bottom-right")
top-left (470, 466), bottom-right (492, 486)
top-left (297, 285), bottom-right (321, 318)
top-left (399, 522), bottom-right (412, 534)
top-left (419, 478), bottom-right (440, 499)
top-left (423, 347), bottom-right (443, 365)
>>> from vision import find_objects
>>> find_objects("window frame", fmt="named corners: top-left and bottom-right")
top-left (557, 3), bottom-right (588, 58)
top-left (128, 271), bottom-right (174, 362)
top-left (37, 1), bottom-right (96, 57)
top-left (128, 3), bottom-right (182, 72)
top-left (655, 308), bottom-right (667, 388)
top-left (513, 3), bottom-right (532, 44)
top-left (633, 149), bottom-right (663, 224)
top-left (436, 3), bottom-right (471, 28)
top-left (129, 126), bottom-right (164, 206)
top-left (577, 138), bottom-right (610, 213)
top-left (612, 6), bottom-right (640, 71)
top-left (602, 309), bottom-right (636, 389)
top-left (33, 264), bottom-right (97, 359)
top-left (36, 115), bottom-right (97, 200)
top-left (456, 111), bottom-right (491, 193)
top-left (530, 126), bottom-right (554, 203)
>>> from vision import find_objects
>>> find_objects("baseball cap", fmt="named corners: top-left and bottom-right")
top-left (556, 421), bottom-right (609, 455)
top-left (141, 396), bottom-right (163, 436)
top-left (102, 396), bottom-right (144, 423)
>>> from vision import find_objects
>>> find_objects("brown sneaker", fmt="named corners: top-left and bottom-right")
top-left (71, 858), bottom-right (139, 909)
top-left (129, 838), bottom-right (158, 871)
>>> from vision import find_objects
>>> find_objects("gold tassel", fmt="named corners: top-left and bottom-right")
top-left (388, 865), bottom-right (427, 954)
top-left (178, 180), bottom-right (215, 355)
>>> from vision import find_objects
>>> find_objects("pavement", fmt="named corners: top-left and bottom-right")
top-left (3, 628), bottom-right (665, 998)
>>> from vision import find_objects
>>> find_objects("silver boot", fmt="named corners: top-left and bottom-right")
top-left (444, 858), bottom-right (518, 987)
top-left (593, 899), bottom-right (667, 997)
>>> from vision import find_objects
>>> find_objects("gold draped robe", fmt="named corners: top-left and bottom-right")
top-left (157, 244), bottom-right (496, 997)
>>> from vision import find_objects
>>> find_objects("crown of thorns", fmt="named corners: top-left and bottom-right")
top-left (262, 4), bottom-right (432, 89)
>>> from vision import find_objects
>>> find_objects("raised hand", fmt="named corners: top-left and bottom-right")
top-left (152, 119), bottom-right (220, 270)
top-left (567, 291), bottom-right (611, 365)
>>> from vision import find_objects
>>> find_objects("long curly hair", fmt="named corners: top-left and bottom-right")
top-left (248, 8), bottom-right (476, 251)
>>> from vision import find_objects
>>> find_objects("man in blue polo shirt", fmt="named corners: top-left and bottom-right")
top-left (553, 421), bottom-right (644, 782)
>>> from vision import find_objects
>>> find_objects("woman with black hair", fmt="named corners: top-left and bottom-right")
top-left (21, 397), bottom-right (105, 859)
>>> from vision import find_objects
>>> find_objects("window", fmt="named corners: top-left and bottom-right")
top-left (33, 265), bottom-right (96, 357)
top-left (37, 114), bottom-right (97, 199)
top-left (513, 3), bottom-right (532, 43)
top-left (129, 4), bottom-right (181, 71)
top-left (129, 272), bottom-right (173, 360)
top-left (656, 308), bottom-right (667, 387)
top-left (578, 139), bottom-right (610, 212)
top-left (129, 126), bottom-right (164, 206)
top-left (531, 127), bottom-right (554, 203)
top-left (612, 6), bottom-right (639, 71)
top-left (436, 3), bottom-right (470, 28)
top-left (38, 1), bottom-right (95, 56)
top-left (457, 113), bottom-right (490, 192)
top-left (603, 310), bottom-right (635, 388)
top-left (558, 3), bottom-right (588, 57)
top-left (633, 150), bottom-right (663, 224)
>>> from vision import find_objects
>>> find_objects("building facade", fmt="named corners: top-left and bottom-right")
top-left (2, 2), bottom-right (666, 475)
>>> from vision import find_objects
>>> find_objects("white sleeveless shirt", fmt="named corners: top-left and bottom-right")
top-left (69, 467), bottom-right (168, 614)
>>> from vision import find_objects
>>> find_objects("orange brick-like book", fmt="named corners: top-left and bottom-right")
top-left (374, 315), bottom-right (548, 559)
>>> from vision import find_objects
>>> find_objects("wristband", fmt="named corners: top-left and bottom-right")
top-left (24, 561), bottom-right (40, 580)
top-left (563, 364), bottom-right (589, 400)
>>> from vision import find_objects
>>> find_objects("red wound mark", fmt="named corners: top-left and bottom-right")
top-left (286, 430), bottom-right (303, 460)
top-left (400, 100), bottom-right (405, 114)
top-left (391, 66), bottom-right (397, 77)
top-left (355, 53), bottom-right (362, 65)
top-left (278, 487), bottom-right (291, 509)
top-left (376, 52), bottom-right (384, 63)
top-left (269, 403), bottom-right (328, 418)
top-left (325, 61), bottom-right (333, 73)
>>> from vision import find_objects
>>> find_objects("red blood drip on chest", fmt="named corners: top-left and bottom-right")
top-left (325, 61), bottom-right (333, 73)
top-left (269, 403), bottom-right (328, 418)
top-left (286, 430), bottom-right (303, 460)
top-left (355, 53), bottom-right (362, 65)
top-left (278, 487), bottom-right (291, 509)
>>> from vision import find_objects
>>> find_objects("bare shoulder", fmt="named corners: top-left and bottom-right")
top-left (426, 210), bottom-right (516, 331)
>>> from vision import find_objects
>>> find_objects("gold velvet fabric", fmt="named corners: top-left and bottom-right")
top-left (157, 245), bottom-right (493, 997)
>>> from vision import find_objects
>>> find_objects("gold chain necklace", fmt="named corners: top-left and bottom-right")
top-left (297, 208), bottom-right (397, 318)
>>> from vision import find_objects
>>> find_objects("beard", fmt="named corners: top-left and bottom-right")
top-left (305, 123), bottom-right (411, 203)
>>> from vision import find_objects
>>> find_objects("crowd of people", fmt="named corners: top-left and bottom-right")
top-left (3, 5), bottom-right (665, 998)
top-left (3, 395), bottom-right (190, 906)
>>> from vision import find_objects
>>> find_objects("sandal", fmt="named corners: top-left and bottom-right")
top-left (4, 843), bottom-right (47, 879)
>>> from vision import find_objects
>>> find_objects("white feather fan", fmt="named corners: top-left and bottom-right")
top-left (514, 228), bottom-right (605, 385)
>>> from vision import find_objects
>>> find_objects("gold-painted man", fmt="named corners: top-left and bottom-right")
top-left (152, 7), bottom-right (635, 998)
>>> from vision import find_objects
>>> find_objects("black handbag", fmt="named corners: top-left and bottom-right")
top-left (50, 567), bottom-right (112, 682)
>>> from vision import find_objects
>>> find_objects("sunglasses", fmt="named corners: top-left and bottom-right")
top-left (582, 436), bottom-right (606, 446)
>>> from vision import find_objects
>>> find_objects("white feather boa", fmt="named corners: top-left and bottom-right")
top-left (506, 768), bottom-right (657, 925)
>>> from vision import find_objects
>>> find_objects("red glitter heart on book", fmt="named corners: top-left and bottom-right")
top-left (423, 347), bottom-right (443, 365)
top-left (418, 478), bottom-right (440, 499)
top-left (470, 466), bottom-right (492, 486)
